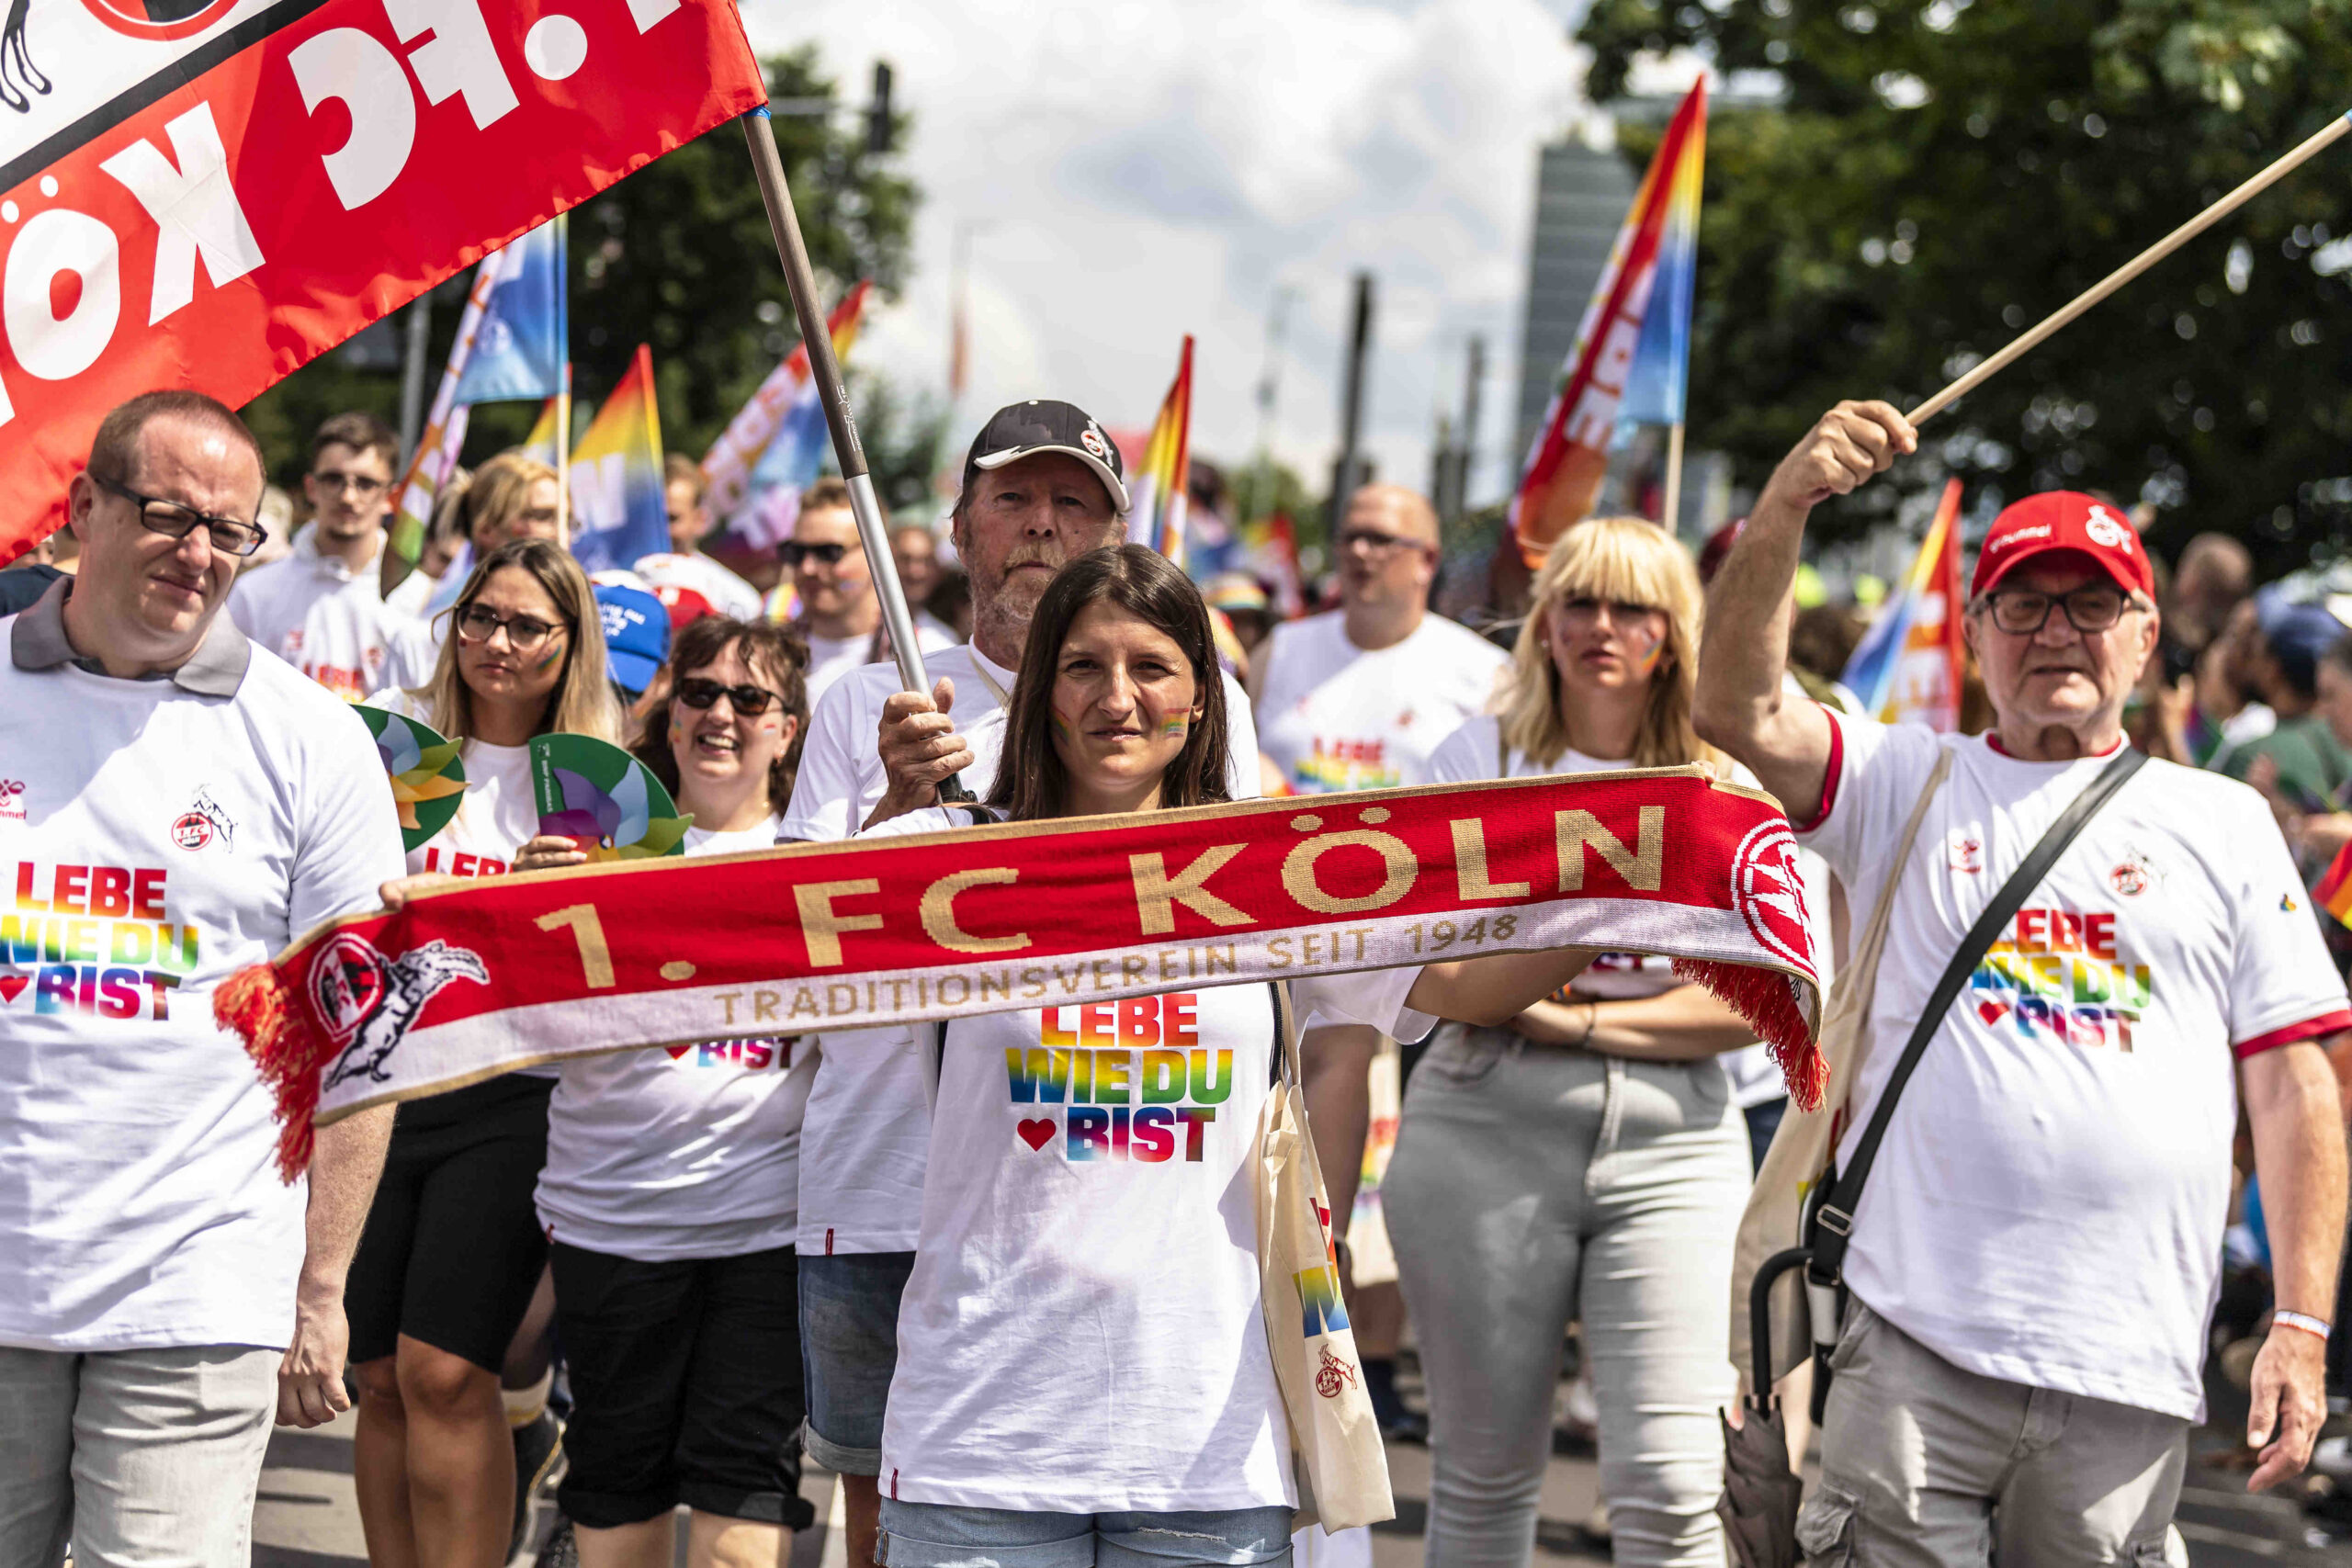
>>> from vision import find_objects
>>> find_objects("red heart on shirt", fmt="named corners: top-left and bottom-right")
top-left (0, 974), bottom-right (25, 1005)
top-left (1016, 1119), bottom-right (1057, 1152)
top-left (1976, 999), bottom-right (2012, 1027)
top-left (666, 1043), bottom-right (695, 1061)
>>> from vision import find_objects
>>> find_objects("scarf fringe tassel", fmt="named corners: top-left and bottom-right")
top-left (214, 962), bottom-right (327, 1180)
top-left (1671, 957), bottom-right (1827, 1112)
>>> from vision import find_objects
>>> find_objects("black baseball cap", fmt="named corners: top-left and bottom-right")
top-left (961, 400), bottom-right (1129, 514)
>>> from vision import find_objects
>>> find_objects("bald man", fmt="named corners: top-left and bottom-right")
top-left (1248, 483), bottom-right (1507, 1451)
top-left (1250, 484), bottom-right (1506, 794)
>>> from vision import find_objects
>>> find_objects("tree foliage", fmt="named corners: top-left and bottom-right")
top-left (244, 47), bottom-right (930, 491)
top-left (1577, 0), bottom-right (2352, 569)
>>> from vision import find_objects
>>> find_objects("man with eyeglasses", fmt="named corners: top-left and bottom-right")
top-left (1245, 482), bottom-right (1504, 1448)
top-left (1697, 401), bottom-right (2349, 1559)
top-left (228, 411), bottom-right (411, 699)
top-left (784, 476), bottom-right (953, 705)
top-left (0, 391), bottom-right (406, 1562)
top-left (1250, 483), bottom-right (1506, 795)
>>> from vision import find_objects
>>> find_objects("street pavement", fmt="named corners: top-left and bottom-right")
top-left (250, 1371), bottom-right (2352, 1568)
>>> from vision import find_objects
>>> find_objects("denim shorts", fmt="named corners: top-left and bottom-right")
top-left (797, 1249), bottom-right (916, 1476)
top-left (877, 1500), bottom-right (1294, 1568)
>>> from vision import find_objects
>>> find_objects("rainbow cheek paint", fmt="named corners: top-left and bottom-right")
top-left (1628, 628), bottom-right (1664, 678)
top-left (1159, 713), bottom-right (1191, 739)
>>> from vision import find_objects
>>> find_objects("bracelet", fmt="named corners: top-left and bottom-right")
top-left (2275, 1310), bottom-right (2332, 1341)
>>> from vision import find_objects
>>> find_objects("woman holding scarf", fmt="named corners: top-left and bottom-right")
top-left (854, 544), bottom-right (1600, 1568)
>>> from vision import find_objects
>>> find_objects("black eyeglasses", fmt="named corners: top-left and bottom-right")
top-left (779, 541), bottom-right (851, 568)
top-left (95, 475), bottom-right (267, 558)
top-left (455, 605), bottom-right (570, 654)
top-left (1980, 584), bottom-right (2143, 636)
top-left (675, 677), bottom-right (786, 716)
top-left (1338, 527), bottom-right (1431, 558)
top-left (311, 470), bottom-right (389, 499)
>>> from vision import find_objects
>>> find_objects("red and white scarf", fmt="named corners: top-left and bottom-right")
top-left (219, 767), bottom-right (1826, 1176)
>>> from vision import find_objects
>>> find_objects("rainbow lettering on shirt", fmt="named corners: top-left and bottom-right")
top-left (1969, 905), bottom-right (2152, 1052)
top-left (1004, 993), bottom-right (1238, 1162)
top-left (4, 863), bottom-right (196, 1020)
top-left (1292, 737), bottom-right (1398, 794)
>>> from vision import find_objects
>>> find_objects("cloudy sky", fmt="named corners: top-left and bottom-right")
top-left (741, 0), bottom-right (1599, 512)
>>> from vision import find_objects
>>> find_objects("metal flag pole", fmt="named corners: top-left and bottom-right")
top-left (1907, 110), bottom-right (2351, 424)
top-left (739, 106), bottom-right (972, 800)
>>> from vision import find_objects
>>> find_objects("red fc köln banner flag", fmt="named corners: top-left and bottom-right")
top-left (0, 0), bottom-right (766, 564)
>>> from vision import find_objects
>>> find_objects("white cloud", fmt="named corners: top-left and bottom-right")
top-left (741, 0), bottom-right (1590, 510)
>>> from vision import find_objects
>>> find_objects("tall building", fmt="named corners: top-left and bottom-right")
top-left (1508, 140), bottom-right (1636, 482)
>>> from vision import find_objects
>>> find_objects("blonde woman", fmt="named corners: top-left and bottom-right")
top-left (353, 538), bottom-right (620, 1568)
top-left (1384, 518), bottom-right (1775, 1568)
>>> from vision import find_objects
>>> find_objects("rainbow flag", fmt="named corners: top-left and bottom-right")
top-left (386, 260), bottom-right (500, 570)
top-left (2315, 844), bottom-right (2352, 930)
top-left (701, 282), bottom-right (871, 539)
top-left (1842, 479), bottom-right (1966, 730)
top-left (1511, 78), bottom-right (1705, 565)
top-left (566, 344), bottom-right (669, 574)
top-left (1130, 336), bottom-right (1195, 570)
top-left (520, 396), bottom-right (562, 467)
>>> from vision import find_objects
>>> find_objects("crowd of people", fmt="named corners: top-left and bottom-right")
top-left (2, 382), bottom-right (2348, 1568)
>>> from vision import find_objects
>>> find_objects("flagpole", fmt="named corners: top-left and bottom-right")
top-left (739, 105), bottom-right (968, 798)
top-left (554, 212), bottom-right (571, 537)
top-left (556, 368), bottom-right (571, 535)
top-left (1661, 421), bottom-right (1685, 534)
top-left (1908, 110), bottom-right (2352, 424)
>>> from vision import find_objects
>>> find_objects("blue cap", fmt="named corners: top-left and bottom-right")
top-left (594, 582), bottom-right (671, 695)
top-left (2255, 585), bottom-right (2347, 697)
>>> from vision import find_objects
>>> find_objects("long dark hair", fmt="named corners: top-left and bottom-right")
top-left (988, 545), bottom-right (1231, 821)
top-left (632, 616), bottom-right (810, 816)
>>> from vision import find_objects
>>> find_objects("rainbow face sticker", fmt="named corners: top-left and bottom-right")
top-left (1159, 713), bottom-right (1192, 739)
top-left (1626, 624), bottom-right (1665, 678)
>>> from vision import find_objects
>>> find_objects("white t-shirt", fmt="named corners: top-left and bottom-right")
top-left (0, 604), bottom-right (405, 1352)
top-left (227, 529), bottom-right (415, 700)
top-left (537, 818), bottom-right (818, 1261)
top-left (801, 617), bottom-right (958, 707)
top-left (1256, 610), bottom-right (1508, 794)
top-left (1799, 710), bottom-right (2352, 1419)
top-left (381, 565), bottom-right (440, 622)
top-left (870, 802), bottom-right (1432, 1511)
top-left (632, 551), bottom-right (765, 622)
top-left (781, 644), bottom-right (1262, 1255)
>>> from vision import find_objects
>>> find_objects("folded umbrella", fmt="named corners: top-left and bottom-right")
top-left (1718, 1246), bottom-right (1813, 1567)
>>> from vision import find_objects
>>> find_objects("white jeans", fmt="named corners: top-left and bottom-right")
top-left (1384, 1030), bottom-right (1749, 1568)
top-left (0, 1345), bottom-right (277, 1568)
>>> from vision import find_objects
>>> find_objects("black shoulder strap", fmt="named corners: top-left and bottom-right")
top-left (1808, 746), bottom-right (2148, 1285)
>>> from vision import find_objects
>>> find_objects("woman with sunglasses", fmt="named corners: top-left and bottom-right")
top-left (854, 546), bottom-right (1598, 1568)
top-left (1384, 518), bottom-right (1798, 1568)
top-left (526, 617), bottom-right (822, 1568)
top-left (355, 537), bottom-right (621, 1568)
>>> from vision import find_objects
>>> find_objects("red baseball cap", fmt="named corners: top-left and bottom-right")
top-left (653, 584), bottom-right (718, 630)
top-left (1968, 491), bottom-right (2154, 600)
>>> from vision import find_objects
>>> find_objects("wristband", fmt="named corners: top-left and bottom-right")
top-left (2275, 1310), bottom-right (2331, 1341)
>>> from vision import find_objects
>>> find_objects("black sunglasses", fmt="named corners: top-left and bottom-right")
top-left (676, 677), bottom-right (786, 716)
top-left (778, 541), bottom-right (852, 568)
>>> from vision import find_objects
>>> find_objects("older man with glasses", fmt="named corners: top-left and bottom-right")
top-left (228, 411), bottom-right (411, 698)
top-left (0, 391), bottom-right (405, 1567)
top-left (1699, 401), bottom-right (2350, 1562)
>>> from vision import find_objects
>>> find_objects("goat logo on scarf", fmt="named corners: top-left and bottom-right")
top-left (313, 934), bottom-right (488, 1090)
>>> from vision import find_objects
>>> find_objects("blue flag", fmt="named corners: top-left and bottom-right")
top-left (454, 218), bottom-right (566, 406)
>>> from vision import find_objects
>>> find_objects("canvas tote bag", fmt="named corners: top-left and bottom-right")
top-left (1256, 981), bottom-right (1395, 1532)
top-left (1727, 748), bottom-right (1951, 1387)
